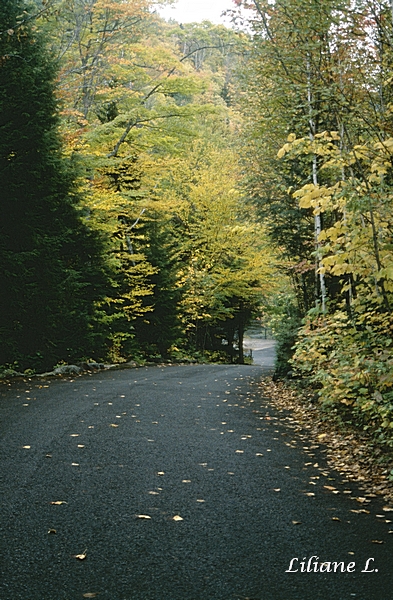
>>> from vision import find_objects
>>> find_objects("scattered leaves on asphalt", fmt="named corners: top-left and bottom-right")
top-left (258, 378), bottom-right (393, 501)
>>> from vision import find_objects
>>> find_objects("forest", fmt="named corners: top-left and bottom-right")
top-left (2, 0), bottom-right (393, 448)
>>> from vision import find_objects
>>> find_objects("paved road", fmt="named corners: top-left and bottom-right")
top-left (1, 364), bottom-right (392, 600)
top-left (243, 337), bottom-right (276, 367)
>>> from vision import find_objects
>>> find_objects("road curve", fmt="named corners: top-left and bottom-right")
top-left (0, 364), bottom-right (392, 600)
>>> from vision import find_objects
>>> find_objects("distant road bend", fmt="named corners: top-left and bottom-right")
top-left (0, 356), bottom-right (392, 599)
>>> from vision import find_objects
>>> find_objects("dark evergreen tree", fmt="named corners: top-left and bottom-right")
top-left (133, 213), bottom-right (182, 358)
top-left (0, 0), bottom-right (109, 369)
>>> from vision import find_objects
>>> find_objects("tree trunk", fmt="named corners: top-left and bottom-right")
top-left (238, 311), bottom-right (244, 365)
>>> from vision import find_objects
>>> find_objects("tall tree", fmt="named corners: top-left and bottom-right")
top-left (0, 0), bottom-right (108, 369)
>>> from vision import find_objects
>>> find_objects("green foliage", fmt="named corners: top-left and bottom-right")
top-left (292, 301), bottom-right (393, 447)
top-left (235, 0), bottom-right (393, 441)
top-left (0, 1), bottom-right (282, 372)
top-left (0, 0), bottom-right (109, 370)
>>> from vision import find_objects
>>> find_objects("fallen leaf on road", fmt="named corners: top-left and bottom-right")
top-left (383, 506), bottom-right (393, 512)
top-left (324, 485), bottom-right (336, 491)
top-left (48, 529), bottom-right (57, 534)
top-left (157, 471), bottom-right (165, 476)
top-left (83, 593), bottom-right (99, 598)
top-left (148, 491), bottom-right (159, 495)
top-left (196, 499), bottom-right (205, 503)
top-left (305, 492), bottom-right (315, 497)
top-left (73, 549), bottom-right (87, 560)
top-left (109, 424), bottom-right (118, 428)
top-left (332, 517), bottom-right (341, 521)
top-left (50, 501), bottom-right (67, 505)
top-left (292, 521), bottom-right (301, 525)
top-left (70, 434), bottom-right (79, 437)
top-left (371, 540), bottom-right (384, 544)
top-left (172, 515), bottom-right (183, 521)
top-left (137, 515), bottom-right (151, 520)
top-left (273, 488), bottom-right (281, 492)
top-left (22, 446), bottom-right (31, 449)
top-left (318, 434), bottom-right (327, 440)
top-left (256, 453), bottom-right (263, 456)
top-left (350, 509), bottom-right (370, 514)
top-left (235, 450), bottom-right (244, 454)
top-left (182, 479), bottom-right (191, 483)
top-left (71, 463), bottom-right (79, 466)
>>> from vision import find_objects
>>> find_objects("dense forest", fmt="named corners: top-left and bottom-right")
top-left (2, 0), bottom-right (393, 447)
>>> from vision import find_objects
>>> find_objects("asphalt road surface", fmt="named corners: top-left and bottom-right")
top-left (243, 338), bottom-right (276, 367)
top-left (1, 363), bottom-right (393, 600)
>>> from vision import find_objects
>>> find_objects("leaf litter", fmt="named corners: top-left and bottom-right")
top-left (258, 378), bottom-right (393, 502)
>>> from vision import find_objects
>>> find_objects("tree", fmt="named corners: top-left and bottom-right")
top-left (0, 0), bottom-right (108, 369)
